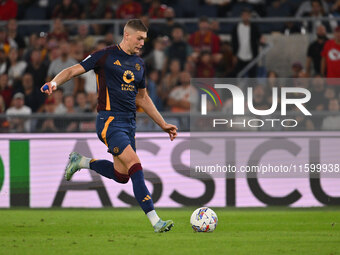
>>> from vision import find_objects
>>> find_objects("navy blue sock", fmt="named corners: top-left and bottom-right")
top-left (90, 160), bottom-right (129, 183)
top-left (129, 163), bottom-right (154, 214)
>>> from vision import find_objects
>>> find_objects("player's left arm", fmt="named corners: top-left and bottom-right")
top-left (136, 88), bottom-right (178, 141)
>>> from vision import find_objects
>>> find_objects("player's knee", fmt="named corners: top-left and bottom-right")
top-left (128, 163), bottom-right (142, 177)
top-left (114, 169), bottom-right (130, 184)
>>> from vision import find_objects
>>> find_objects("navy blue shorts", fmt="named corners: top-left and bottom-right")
top-left (96, 111), bottom-right (136, 156)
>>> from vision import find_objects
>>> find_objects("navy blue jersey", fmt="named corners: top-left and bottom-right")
top-left (80, 45), bottom-right (146, 112)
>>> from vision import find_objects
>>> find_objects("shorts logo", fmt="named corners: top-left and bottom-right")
top-left (113, 147), bottom-right (119, 154)
top-left (123, 70), bottom-right (135, 83)
top-left (142, 195), bottom-right (151, 202)
top-left (135, 63), bottom-right (141, 71)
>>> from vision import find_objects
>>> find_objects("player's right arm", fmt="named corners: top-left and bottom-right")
top-left (41, 64), bottom-right (86, 95)
top-left (41, 48), bottom-right (107, 95)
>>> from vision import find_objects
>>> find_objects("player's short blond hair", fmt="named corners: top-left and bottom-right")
top-left (124, 19), bottom-right (148, 33)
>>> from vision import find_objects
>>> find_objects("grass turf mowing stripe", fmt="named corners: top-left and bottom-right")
top-left (0, 208), bottom-right (339, 255)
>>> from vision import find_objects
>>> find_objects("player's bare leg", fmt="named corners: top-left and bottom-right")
top-left (114, 145), bottom-right (174, 233)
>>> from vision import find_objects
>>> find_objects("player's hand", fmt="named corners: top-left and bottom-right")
top-left (162, 123), bottom-right (178, 141)
top-left (40, 82), bottom-right (57, 95)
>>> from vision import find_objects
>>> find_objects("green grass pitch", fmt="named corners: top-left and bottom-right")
top-left (0, 208), bottom-right (339, 255)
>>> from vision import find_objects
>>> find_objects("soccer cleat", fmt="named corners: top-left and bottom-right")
top-left (64, 152), bottom-right (82, 181)
top-left (153, 219), bottom-right (174, 233)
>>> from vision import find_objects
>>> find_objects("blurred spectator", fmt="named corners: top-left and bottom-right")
top-left (87, 91), bottom-right (97, 112)
top-left (0, 94), bottom-right (9, 131)
top-left (188, 17), bottom-right (221, 54)
top-left (0, 0), bottom-right (18, 21)
top-left (301, 0), bottom-right (333, 32)
top-left (0, 49), bottom-right (8, 74)
top-left (250, 84), bottom-right (269, 110)
top-left (52, 88), bottom-right (66, 114)
top-left (37, 97), bottom-right (58, 132)
top-left (215, 42), bottom-right (235, 77)
top-left (79, 40), bottom-right (107, 94)
top-left (140, 15), bottom-right (159, 57)
top-left (6, 19), bottom-right (25, 58)
top-left (82, 0), bottom-right (112, 34)
top-left (20, 73), bottom-right (45, 112)
top-left (163, 26), bottom-right (192, 71)
top-left (321, 98), bottom-right (340, 130)
top-left (48, 19), bottom-right (69, 42)
top-left (196, 51), bottom-right (215, 78)
top-left (0, 73), bottom-right (12, 108)
top-left (296, 0), bottom-right (329, 17)
top-left (24, 32), bottom-right (49, 66)
top-left (232, 8), bottom-right (261, 78)
top-left (324, 86), bottom-right (336, 101)
top-left (266, 70), bottom-right (279, 88)
top-left (294, 111), bottom-right (315, 131)
top-left (96, 39), bottom-right (109, 50)
top-left (148, 0), bottom-right (167, 18)
top-left (159, 59), bottom-right (181, 107)
top-left (25, 49), bottom-right (48, 88)
top-left (116, 0), bottom-right (143, 19)
top-left (144, 37), bottom-right (167, 72)
top-left (82, 0), bottom-right (107, 19)
top-left (47, 41), bottom-right (78, 96)
top-left (160, 7), bottom-right (182, 38)
top-left (331, 0), bottom-right (340, 16)
top-left (51, 0), bottom-right (81, 19)
top-left (6, 92), bottom-right (32, 132)
top-left (147, 69), bottom-right (162, 110)
top-left (0, 26), bottom-right (11, 55)
top-left (308, 75), bottom-right (327, 110)
top-left (70, 40), bottom-right (85, 62)
top-left (79, 41), bottom-right (105, 96)
top-left (210, 20), bottom-right (221, 35)
top-left (246, 0), bottom-right (266, 16)
top-left (8, 48), bottom-right (27, 87)
top-left (73, 23), bottom-right (95, 54)
top-left (167, 72), bottom-right (198, 112)
top-left (290, 62), bottom-right (303, 78)
top-left (0, 94), bottom-right (4, 111)
top-left (104, 32), bottom-right (116, 46)
top-left (205, 0), bottom-right (232, 17)
top-left (63, 94), bottom-right (78, 132)
top-left (321, 26), bottom-right (340, 79)
top-left (75, 91), bottom-right (90, 113)
top-left (266, 0), bottom-right (292, 32)
top-left (47, 38), bottom-right (61, 62)
top-left (306, 25), bottom-right (328, 76)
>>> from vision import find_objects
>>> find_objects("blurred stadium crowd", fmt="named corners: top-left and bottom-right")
top-left (1, 0), bottom-right (340, 132)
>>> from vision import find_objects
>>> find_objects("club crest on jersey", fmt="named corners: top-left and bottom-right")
top-left (135, 63), bottom-right (141, 71)
top-left (123, 70), bottom-right (135, 83)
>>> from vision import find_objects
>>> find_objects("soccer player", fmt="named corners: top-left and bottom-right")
top-left (41, 19), bottom-right (177, 233)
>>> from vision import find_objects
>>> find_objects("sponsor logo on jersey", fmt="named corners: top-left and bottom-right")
top-left (123, 70), bottom-right (135, 83)
top-left (135, 63), bottom-right (141, 71)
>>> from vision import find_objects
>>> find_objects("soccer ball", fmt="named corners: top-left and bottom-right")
top-left (190, 207), bottom-right (218, 232)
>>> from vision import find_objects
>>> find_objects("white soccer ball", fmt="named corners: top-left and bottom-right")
top-left (190, 207), bottom-right (218, 232)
